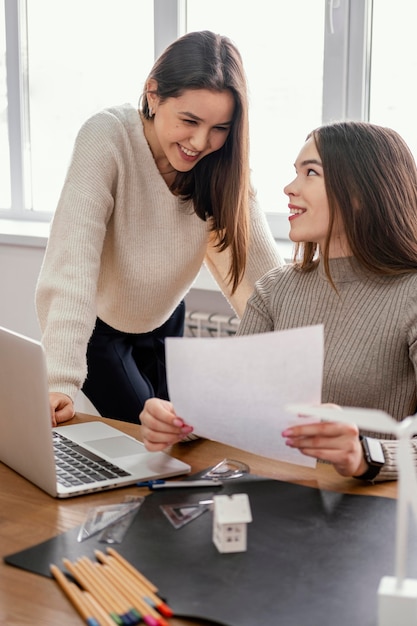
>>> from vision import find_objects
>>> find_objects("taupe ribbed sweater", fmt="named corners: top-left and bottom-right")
top-left (238, 256), bottom-right (417, 480)
top-left (36, 104), bottom-right (281, 402)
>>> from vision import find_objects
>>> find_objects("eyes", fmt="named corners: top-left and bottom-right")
top-left (181, 118), bottom-right (230, 133)
top-left (293, 167), bottom-right (320, 179)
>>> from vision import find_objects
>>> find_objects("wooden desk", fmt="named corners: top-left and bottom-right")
top-left (0, 413), bottom-right (397, 626)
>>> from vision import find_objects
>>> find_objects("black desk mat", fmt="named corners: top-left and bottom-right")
top-left (5, 477), bottom-right (415, 626)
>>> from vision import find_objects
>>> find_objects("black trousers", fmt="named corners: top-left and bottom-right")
top-left (82, 301), bottom-right (185, 423)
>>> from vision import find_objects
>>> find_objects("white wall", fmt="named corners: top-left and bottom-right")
top-left (0, 242), bottom-right (44, 339)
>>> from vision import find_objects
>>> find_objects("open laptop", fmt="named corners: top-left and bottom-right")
top-left (0, 326), bottom-right (190, 498)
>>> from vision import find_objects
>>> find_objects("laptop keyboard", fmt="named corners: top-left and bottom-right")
top-left (53, 432), bottom-right (132, 488)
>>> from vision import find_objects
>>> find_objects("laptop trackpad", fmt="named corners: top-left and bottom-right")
top-left (85, 436), bottom-right (146, 458)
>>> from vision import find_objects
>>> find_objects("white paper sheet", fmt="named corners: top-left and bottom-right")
top-left (166, 325), bottom-right (324, 468)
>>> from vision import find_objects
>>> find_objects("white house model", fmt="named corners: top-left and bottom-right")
top-left (212, 493), bottom-right (252, 553)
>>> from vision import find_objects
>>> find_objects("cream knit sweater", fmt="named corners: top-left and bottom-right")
top-left (36, 104), bottom-right (281, 402)
top-left (238, 257), bottom-right (417, 481)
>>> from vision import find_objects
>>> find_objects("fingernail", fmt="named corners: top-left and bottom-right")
top-left (173, 418), bottom-right (183, 427)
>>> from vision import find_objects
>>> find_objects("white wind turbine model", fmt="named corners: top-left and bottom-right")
top-left (286, 403), bottom-right (417, 626)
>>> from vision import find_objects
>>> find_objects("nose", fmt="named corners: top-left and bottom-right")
top-left (190, 127), bottom-right (210, 152)
top-left (284, 177), bottom-right (298, 197)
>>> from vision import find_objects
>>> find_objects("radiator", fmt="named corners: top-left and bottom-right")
top-left (185, 310), bottom-right (239, 338)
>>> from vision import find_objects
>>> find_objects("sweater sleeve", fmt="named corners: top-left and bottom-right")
top-left (357, 289), bottom-right (417, 483)
top-left (35, 114), bottom-right (116, 400)
top-left (204, 197), bottom-right (283, 318)
top-left (368, 440), bottom-right (417, 483)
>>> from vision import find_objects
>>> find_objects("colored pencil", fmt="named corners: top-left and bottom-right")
top-left (82, 590), bottom-right (118, 626)
top-left (55, 552), bottom-right (172, 626)
top-left (62, 558), bottom-right (124, 626)
top-left (98, 559), bottom-right (169, 626)
top-left (95, 550), bottom-right (173, 619)
top-left (76, 557), bottom-right (139, 625)
top-left (106, 547), bottom-right (158, 593)
top-left (50, 563), bottom-right (102, 626)
top-left (102, 565), bottom-right (161, 626)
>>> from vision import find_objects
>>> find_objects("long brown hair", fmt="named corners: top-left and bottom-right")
top-left (294, 121), bottom-right (417, 280)
top-left (140, 30), bottom-right (250, 293)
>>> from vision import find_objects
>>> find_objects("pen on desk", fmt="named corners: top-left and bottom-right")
top-left (136, 479), bottom-right (223, 489)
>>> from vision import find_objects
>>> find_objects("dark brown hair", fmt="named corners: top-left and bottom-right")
top-left (294, 121), bottom-right (417, 280)
top-left (140, 30), bottom-right (250, 292)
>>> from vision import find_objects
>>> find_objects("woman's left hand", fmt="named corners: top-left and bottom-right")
top-left (282, 420), bottom-right (368, 477)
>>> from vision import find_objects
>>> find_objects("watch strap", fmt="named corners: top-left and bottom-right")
top-left (354, 436), bottom-right (385, 481)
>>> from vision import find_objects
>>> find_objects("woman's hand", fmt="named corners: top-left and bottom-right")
top-left (282, 419), bottom-right (368, 478)
top-left (49, 392), bottom-right (75, 427)
top-left (140, 398), bottom-right (194, 451)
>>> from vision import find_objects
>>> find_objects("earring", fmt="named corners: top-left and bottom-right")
top-left (149, 106), bottom-right (153, 118)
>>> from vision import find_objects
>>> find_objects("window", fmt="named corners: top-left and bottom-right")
top-left (2, 0), bottom-right (154, 218)
top-left (186, 0), bottom-right (325, 218)
top-left (0, 3), bottom-right (10, 208)
top-left (3, 0), bottom-right (417, 242)
top-left (369, 0), bottom-right (417, 157)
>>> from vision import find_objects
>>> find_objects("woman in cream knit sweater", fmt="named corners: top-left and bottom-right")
top-left (36, 31), bottom-right (281, 426)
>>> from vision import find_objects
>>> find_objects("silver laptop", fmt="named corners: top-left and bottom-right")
top-left (0, 326), bottom-right (190, 498)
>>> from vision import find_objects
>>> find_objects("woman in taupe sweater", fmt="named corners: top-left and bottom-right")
top-left (141, 121), bottom-right (417, 482)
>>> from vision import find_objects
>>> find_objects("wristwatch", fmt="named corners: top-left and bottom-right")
top-left (355, 436), bottom-right (385, 481)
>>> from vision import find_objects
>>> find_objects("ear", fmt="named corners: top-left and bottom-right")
top-left (146, 78), bottom-right (159, 111)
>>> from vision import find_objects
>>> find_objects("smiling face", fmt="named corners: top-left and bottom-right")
top-left (284, 136), bottom-right (351, 258)
top-left (145, 83), bottom-right (235, 178)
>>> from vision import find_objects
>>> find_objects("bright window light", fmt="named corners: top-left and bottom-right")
top-left (186, 0), bottom-right (325, 215)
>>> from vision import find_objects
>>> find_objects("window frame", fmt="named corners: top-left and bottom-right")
top-left (4, 0), bottom-right (31, 216)
top-left (2, 0), bottom-right (373, 241)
